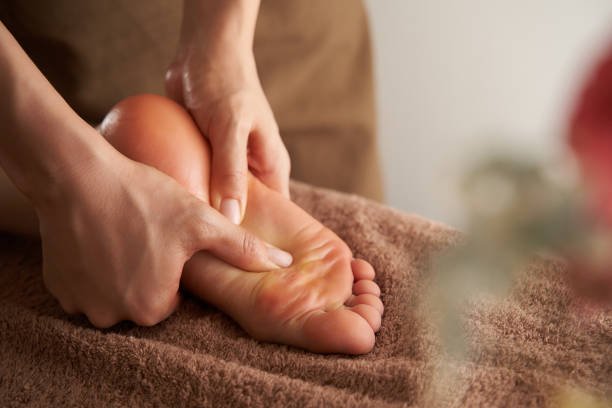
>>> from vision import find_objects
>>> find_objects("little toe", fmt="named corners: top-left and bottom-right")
top-left (353, 280), bottom-right (381, 297)
top-left (302, 310), bottom-right (375, 354)
top-left (346, 294), bottom-right (384, 315)
top-left (351, 259), bottom-right (375, 281)
top-left (350, 304), bottom-right (382, 332)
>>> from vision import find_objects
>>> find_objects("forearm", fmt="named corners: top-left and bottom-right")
top-left (178, 0), bottom-right (260, 56)
top-left (166, 1), bottom-right (289, 209)
top-left (0, 21), bottom-right (111, 205)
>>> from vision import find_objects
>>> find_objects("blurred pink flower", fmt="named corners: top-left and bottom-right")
top-left (569, 40), bottom-right (612, 302)
top-left (570, 41), bottom-right (612, 225)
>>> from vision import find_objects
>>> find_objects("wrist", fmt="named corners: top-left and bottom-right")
top-left (0, 22), bottom-right (121, 213)
top-left (169, 42), bottom-right (259, 110)
top-left (178, 0), bottom-right (259, 58)
top-left (26, 126), bottom-right (117, 211)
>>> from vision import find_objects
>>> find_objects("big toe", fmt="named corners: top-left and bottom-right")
top-left (349, 304), bottom-right (382, 333)
top-left (301, 309), bottom-right (375, 355)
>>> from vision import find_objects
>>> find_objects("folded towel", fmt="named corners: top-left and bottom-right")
top-left (1, 181), bottom-right (610, 407)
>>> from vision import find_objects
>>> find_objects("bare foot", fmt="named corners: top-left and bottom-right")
top-left (99, 94), bottom-right (383, 354)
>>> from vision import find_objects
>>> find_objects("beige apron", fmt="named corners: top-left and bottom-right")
top-left (1, 0), bottom-right (383, 201)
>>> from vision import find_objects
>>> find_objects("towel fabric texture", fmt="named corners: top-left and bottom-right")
top-left (1, 182), bottom-right (611, 407)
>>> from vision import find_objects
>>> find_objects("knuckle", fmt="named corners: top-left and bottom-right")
top-left (258, 158), bottom-right (279, 175)
top-left (131, 312), bottom-right (161, 327)
top-left (258, 149), bottom-right (291, 180)
top-left (194, 209), bottom-right (215, 243)
top-left (241, 232), bottom-right (261, 260)
top-left (261, 160), bottom-right (285, 175)
top-left (210, 101), bottom-right (253, 143)
top-left (233, 118), bottom-right (252, 135)
top-left (211, 120), bottom-right (250, 144)
top-left (180, 201), bottom-right (213, 250)
top-left (87, 311), bottom-right (117, 329)
top-left (214, 170), bottom-right (248, 190)
top-left (58, 298), bottom-right (78, 315)
top-left (126, 294), bottom-right (168, 327)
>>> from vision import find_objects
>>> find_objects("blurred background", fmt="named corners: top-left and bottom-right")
top-left (363, 0), bottom-right (612, 228)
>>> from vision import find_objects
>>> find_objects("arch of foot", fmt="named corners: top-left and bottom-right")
top-left (99, 94), bottom-right (383, 354)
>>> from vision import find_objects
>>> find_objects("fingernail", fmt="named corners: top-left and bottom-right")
top-left (267, 247), bottom-right (293, 268)
top-left (220, 199), bottom-right (241, 225)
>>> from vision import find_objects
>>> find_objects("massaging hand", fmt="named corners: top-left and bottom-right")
top-left (0, 5), bottom-right (288, 329)
top-left (165, 0), bottom-right (290, 225)
top-left (37, 148), bottom-right (287, 328)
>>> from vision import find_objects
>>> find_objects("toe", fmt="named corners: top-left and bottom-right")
top-left (302, 310), bottom-right (375, 355)
top-left (353, 280), bottom-right (381, 297)
top-left (351, 259), bottom-right (375, 281)
top-left (346, 294), bottom-right (384, 315)
top-left (350, 304), bottom-right (382, 332)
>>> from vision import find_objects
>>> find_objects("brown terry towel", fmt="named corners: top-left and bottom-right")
top-left (1, 182), bottom-right (611, 407)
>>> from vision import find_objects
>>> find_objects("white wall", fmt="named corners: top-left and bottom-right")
top-left (364, 0), bottom-right (612, 228)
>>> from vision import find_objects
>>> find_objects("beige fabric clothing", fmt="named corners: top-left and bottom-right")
top-left (0, 0), bottom-right (383, 200)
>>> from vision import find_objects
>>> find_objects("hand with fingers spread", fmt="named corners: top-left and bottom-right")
top-left (165, 0), bottom-right (290, 225)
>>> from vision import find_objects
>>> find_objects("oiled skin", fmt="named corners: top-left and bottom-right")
top-left (100, 94), bottom-right (383, 354)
